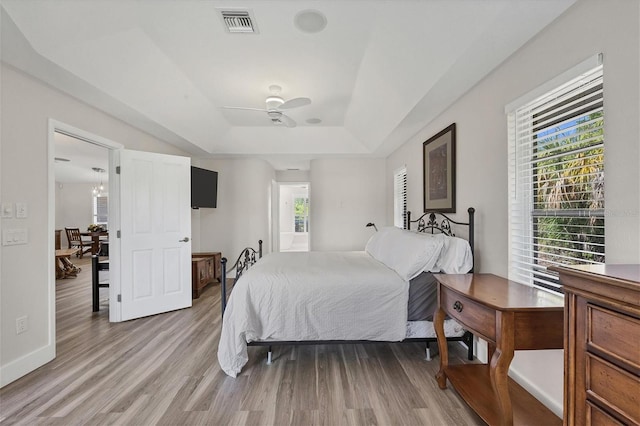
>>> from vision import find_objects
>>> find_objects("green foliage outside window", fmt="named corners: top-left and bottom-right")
top-left (294, 197), bottom-right (309, 232)
top-left (533, 110), bottom-right (604, 267)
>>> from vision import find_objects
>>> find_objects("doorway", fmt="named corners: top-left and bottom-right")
top-left (54, 132), bottom-right (110, 253)
top-left (49, 120), bottom-right (123, 324)
top-left (278, 183), bottom-right (310, 252)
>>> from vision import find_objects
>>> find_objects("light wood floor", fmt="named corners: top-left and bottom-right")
top-left (0, 257), bottom-right (484, 425)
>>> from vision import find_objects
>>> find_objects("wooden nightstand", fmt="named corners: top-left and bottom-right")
top-left (191, 252), bottom-right (221, 298)
top-left (434, 273), bottom-right (564, 426)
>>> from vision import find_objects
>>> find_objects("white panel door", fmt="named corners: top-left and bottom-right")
top-left (119, 149), bottom-right (191, 321)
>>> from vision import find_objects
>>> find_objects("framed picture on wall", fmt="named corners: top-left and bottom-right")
top-left (423, 123), bottom-right (456, 213)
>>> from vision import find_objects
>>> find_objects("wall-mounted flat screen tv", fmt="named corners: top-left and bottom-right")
top-left (191, 166), bottom-right (218, 208)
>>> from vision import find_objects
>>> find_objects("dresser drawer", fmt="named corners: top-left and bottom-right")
top-left (440, 286), bottom-right (496, 341)
top-left (586, 401), bottom-right (625, 426)
top-left (586, 354), bottom-right (640, 425)
top-left (588, 304), bottom-right (640, 372)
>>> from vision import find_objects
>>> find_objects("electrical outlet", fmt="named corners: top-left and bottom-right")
top-left (16, 316), bottom-right (28, 334)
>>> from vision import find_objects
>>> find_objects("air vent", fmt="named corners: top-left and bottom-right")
top-left (220, 10), bottom-right (256, 33)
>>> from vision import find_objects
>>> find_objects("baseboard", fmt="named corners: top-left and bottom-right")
top-left (472, 337), bottom-right (562, 418)
top-left (0, 344), bottom-right (55, 388)
top-left (509, 366), bottom-right (563, 419)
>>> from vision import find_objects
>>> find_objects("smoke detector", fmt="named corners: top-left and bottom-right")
top-left (219, 10), bottom-right (258, 34)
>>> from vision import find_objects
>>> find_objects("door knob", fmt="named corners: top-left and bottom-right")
top-left (179, 237), bottom-right (190, 242)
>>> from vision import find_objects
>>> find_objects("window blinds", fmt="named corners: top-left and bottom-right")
top-left (394, 166), bottom-right (407, 228)
top-left (95, 196), bottom-right (108, 224)
top-left (509, 65), bottom-right (604, 292)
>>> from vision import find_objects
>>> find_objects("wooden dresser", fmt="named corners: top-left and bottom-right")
top-left (191, 252), bottom-right (222, 299)
top-left (434, 274), bottom-right (564, 426)
top-left (552, 264), bottom-right (640, 425)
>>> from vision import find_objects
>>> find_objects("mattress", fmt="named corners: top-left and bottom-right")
top-left (218, 251), bottom-right (469, 377)
top-left (218, 251), bottom-right (410, 377)
top-left (407, 272), bottom-right (439, 321)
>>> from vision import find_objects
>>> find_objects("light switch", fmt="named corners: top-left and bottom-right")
top-left (15, 203), bottom-right (27, 218)
top-left (2, 229), bottom-right (28, 246)
top-left (1, 203), bottom-right (12, 218)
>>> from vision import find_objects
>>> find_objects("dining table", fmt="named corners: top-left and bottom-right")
top-left (80, 231), bottom-right (108, 255)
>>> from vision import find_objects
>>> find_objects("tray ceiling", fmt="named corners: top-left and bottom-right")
top-left (1, 0), bottom-right (575, 170)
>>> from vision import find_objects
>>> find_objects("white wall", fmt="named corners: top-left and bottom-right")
top-left (275, 169), bottom-right (310, 182)
top-left (0, 64), bottom-right (190, 386)
top-left (194, 158), bottom-right (274, 265)
top-left (310, 158), bottom-right (386, 251)
top-left (55, 182), bottom-right (95, 248)
top-left (279, 186), bottom-right (296, 233)
top-left (386, 0), bottom-right (640, 417)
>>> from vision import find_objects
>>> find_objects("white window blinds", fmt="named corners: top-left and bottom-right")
top-left (94, 195), bottom-right (108, 224)
top-left (508, 64), bottom-right (604, 292)
top-left (394, 166), bottom-right (407, 228)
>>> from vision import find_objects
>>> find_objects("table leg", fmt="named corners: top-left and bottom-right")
top-left (56, 258), bottom-right (65, 279)
top-left (434, 305), bottom-right (449, 389)
top-left (488, 342), bottom-right (496, 362)
top-left (92, 236), bottom-right (100, 255)
top-left (60, 256), bottom-right (81, 277)
top-left (490, 310), bottom-right (515, 426)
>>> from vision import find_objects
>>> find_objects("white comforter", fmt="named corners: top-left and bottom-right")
top-left (218, 251), bottom-right (409, 377)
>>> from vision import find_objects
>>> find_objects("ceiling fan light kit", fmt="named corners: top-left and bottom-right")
top-left (266, 96), bottom-right (284, 109)
top-left (222, 87), bottom-right (311, 128)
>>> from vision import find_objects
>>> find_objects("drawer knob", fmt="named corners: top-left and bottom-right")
top-left (453, 301), bottom-right (463, 312)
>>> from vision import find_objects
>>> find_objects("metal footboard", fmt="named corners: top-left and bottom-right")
top-left (220, 240), bottom-right (263, 318)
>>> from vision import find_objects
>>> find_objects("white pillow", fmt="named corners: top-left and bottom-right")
top-left (430, 234), bottom-right (473, 274)
top-left (365, 227), bottom-right (444, 281)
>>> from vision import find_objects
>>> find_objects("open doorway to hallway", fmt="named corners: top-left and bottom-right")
top-left (54, 131), bottom-right (110, 308)
top-left (278, 183), bottom-right (309, 252)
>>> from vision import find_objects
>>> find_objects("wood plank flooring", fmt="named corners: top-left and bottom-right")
top-left (0, 257), bottom-right (484, 425)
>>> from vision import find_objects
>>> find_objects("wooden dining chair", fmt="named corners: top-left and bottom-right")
top-left (65, 227), bottom-right (92, 258)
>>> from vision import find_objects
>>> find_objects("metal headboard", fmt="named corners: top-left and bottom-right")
top-left (406, 207), bottom-right (475, 272)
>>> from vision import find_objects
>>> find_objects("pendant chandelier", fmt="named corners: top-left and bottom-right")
top-left (91, 167), bottom-right (105, 196)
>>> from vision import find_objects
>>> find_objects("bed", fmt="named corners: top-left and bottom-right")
top-left (218, 208), bottom-right (476, 378)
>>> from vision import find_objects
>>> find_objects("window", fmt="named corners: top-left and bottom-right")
top-left (93, 195), bottom-right (108, 225)
top-left (508, 62), bottom-right (604, 292)
top-left (294, 197), bottom-right (309, 232)
top-left (394, 166), bottom-right (407, 228)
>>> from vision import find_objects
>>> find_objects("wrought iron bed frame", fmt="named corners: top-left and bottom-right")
top-left (220, 207), bottom-right (476, 364)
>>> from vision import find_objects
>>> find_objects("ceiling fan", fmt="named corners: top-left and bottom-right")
top-left (222, 87), bottom-right (311, 128)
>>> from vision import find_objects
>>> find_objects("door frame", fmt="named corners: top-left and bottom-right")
top-left (273, 181), bottom-right (311, 252)
top-left (48, 119), bottom-right (124, 326)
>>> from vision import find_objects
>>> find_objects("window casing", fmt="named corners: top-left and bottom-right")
top-left (509, 64), bottom-right (604, 292)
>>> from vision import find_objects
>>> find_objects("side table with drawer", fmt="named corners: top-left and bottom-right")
top-left (551, 264), bottom-right (640, 426)
top-left (191, 252), bottom-right (222, 299)
top-left (434, 273), bottom-right (565, 426)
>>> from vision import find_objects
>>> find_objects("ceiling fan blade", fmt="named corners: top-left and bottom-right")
top-left (279, 97), bottom-right (311, 110)
top-left (279, 114), bottom-right (297, 128)
top-left (221, 106), bottom-right (268, 112)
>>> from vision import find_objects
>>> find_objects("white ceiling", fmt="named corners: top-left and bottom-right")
top-left (1, 0), bottom-right (575, 171)
top-left (54, 132), bottom-right (109, 184)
